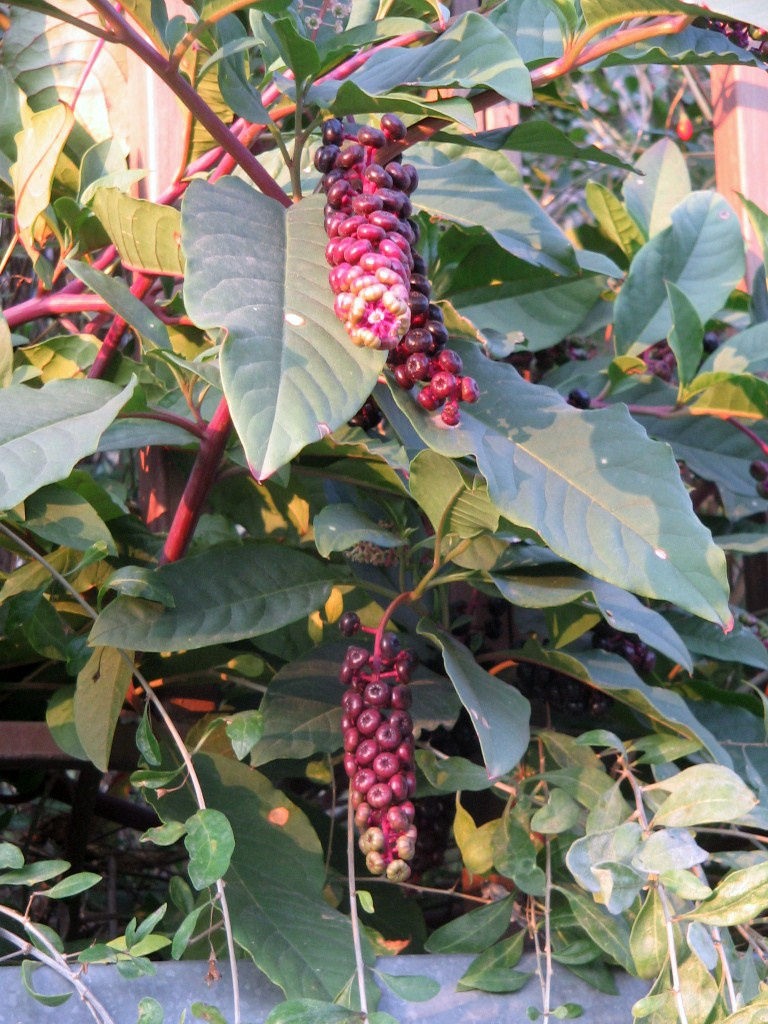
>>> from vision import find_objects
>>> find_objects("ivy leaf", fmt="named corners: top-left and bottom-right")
top-left (89, 544), bottom-right (336, 652)
top-left (614, 191), bottom-right (745, 354)
top-left (181, 178), bottom-right (385, 481)
top-left (184, 809), bottom-right (236, 889)
top-left (650, 764), bottom-right (757, 827)
top-left (91, 188), bottom-right (184, 276)
top-left (379, 341), bottom-right (732, 627)
top-left (0, 378), bottom-right (136, 510)
top-left (419, 622), bottom-right (530, 779)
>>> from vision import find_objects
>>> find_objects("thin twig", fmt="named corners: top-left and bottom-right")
top-left (347, 800), bottom-right (369, 1019)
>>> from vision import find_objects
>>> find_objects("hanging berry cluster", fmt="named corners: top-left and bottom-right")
top-left (338, 611), bottom-right (417, 881)
top-left (591, 623), bottom-right (656, 674)
top-left (317, 115), bottom-right (480, 426)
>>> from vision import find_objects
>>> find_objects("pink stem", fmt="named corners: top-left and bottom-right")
top-left (124, 409), bottom-right (205, 440)
top-left (159, 398), bottom-right (233, 564)
top-left (5, 294), bottom-right (112, 328)
top-left (728, 417), bottom-right (768, 457)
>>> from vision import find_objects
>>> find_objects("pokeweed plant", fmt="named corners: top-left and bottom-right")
top-left (2, 1), bottom-right (768, 1022)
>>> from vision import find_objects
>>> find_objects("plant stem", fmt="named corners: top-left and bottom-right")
top-left (347, 800), bottom-right (369, 1019)
top-left (159, 398), bottom-right (233, 564)
top-left (86, 0), bottom-right (290, 207)
top-left (5, 294), bottom-right (112, 329)
top-left (87, 274), bottom-right (152, 379)
top-left (120, 409), bottom-right (206, 440)
top-left (727, 416), bottom-right (768, 457)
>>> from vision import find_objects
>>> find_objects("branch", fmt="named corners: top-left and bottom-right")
top-left (120, 409), bottom-right (206, 440)
top-left (159, 397), bottom-right (233, 564)
top-left (87, 274), bottom-right (152, 379)
top-left (5, 294), bottom-right (112, 329)
top-left (86, 0), bottom-right (290, 207)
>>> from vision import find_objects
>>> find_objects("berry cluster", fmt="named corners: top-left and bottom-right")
top-left (411, 796), bottom-right (453, 877)
top-left (698, 18), bottom-right (768, 57)
top-left (317, 115), bottom-right (479, 426)
top-left (338, 611), bottom-right (417, 881)
top-left (516, 661), bottom-right (612, 717)
top-left (642, 340), bottom-right (677, 382)
top-left (592, 623), bottom-right (656, 674)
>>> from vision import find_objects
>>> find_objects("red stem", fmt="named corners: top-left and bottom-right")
top-left (727, 417), bottom-right (768, 457)
top-left (121, 409), bottom-right (205, 440)
top-left (87, 273), bottom-right (152, 379)
top-left (373, 591), bottom-right (413, 668)
top-left (5, 294), bottom-right (112, 328)
top-left (159, 398), bottom-right (233, 564)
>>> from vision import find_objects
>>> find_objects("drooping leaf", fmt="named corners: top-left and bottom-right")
top-left (21, 960), bottom-right (71, 1008)
top-left (629, 887), bottom-right (671, 980)
top-left (415, 750), bottom-right (495, 793)
top-left (91, 188), bottom-right (185, 276)
top-left (90, 544), bottom-right (336, 652)
top-left (0, 379), bottom-right (136, 510)
top-left (419, 622), bottom-right (530, 779)
top-left (181, 178), bottom-right (385, 481)
top-left (558, 886), bottom-right (635, 974)
top-left (614, 191), bottom-right (745, 353)
top-left (65, 259), bottom-right (171, 349)
top-left (493, 803), bottom-right (546, 895)
top-left (665, 281), bottom-right (703, 392)
top-left (379, 341), bottom-right (732, 627)
top-left (74, 646), bottom-right (133, 772)
top-left (684, 860), bottom-right (768, 927)
top-left (453, 797), bottom-right (498, 874)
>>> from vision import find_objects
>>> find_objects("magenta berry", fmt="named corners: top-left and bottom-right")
top-left (381, 113), bottom-right (407, 141)
top-left (357, 707), bottom-right (383, 735)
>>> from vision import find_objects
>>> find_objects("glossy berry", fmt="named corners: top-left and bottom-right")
top-left (567, 387), bottom-right (591, 409)
top-left (380, 631), bottom-right (401, 661)
top-left (381, 113), bottom-right (407, 141)
top-left (676, 111), bottom-right (693, 142)
top-left (322, 118), bottom-right (344, 146)
top-left (750, 460), bottom-right (768, 482)
top-left (358, 125), bottom-right (387, 148)
top-left (339, 611), bottom-right (361, 637)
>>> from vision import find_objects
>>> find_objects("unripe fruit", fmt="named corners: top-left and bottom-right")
top-left (385, 859), bottom-right (411, 882)
top-left (366, 851), bottom-right (386, 875)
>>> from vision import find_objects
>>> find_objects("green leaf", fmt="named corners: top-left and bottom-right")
top-left (0, 842), bottom-right (24, 870)
top-left (651, 764), bottom-right (757, 827)
top-left (46, 685), bottom-right (89, 761)
top-left (264, 17), bottom-right (320, 83)
top-left (0, 859), bottom-right (69, 886)
top-left (310, 12), bottom-right (531, 107)
top-left (486, 0), bottom-right (566, 64)
top-left (410, 451), bottom-right (499, 539)
top-left (23, 482), bottom-right (116, 554)
top-left (90, 543), bottom-right (336, 652)
top-left (581, 1), bottom-right (768, 32)
top-left (632, 829), bottom-right (708, 874)
top-left (379, 342), bottom-right (732, 627)
top-left (457, 932), bottom-right (529, 993)
top-left (101, 566), bottom-right (176, 608)
top-left (357, 890), bottom-right (374, 914)
top-left (21, 960), bottom-right (71, 1007)
top-left (226, 709), bottom-right (264, 760)
top-left (171, 904), bottom-right (206, 960)
top-left (665, 282), bottom-right (703, 392)
top-left (558, 886), bottom-right (635, 974)
top-left (46, 871), bottom-right (101, 899)
top-left (418, 622), bottom-right (530, 779)
top-left (425, 895), bottom-right (514, 953)
top-left (411, 158), bottom-right (576, 274)
top-left (181, 178), bottom-right (385, 482)
top-left (586, 182), bottom-right (644, 260)
top-left (11, 102), bottom-right (73, 257)
top-left (264, 1001), bottom-right (358, 1024)
top-left (0, 378), bottom-right (136, 510)
top-left (136, 705), bottom-right (162, 766)
top-left (699, 320), bottom-right (768, 377)
top-left (415, 750), bottom-right (494, 793)
top-left (91, 188), bottom-right (184, 276)
top-left (614, 191), bottom-right (745, 354)
top-left (565, 823), bottom-right (644, 913)
top-left (142, 821), bottom-right (187, 847)
top-left (65, 259), bottom-right (170, 350)
top-left (184, 809), bottom-right (235, 889)
top-left (493, 804), bottom-right (546, 896)
top-left (622, 138), bottom-right (691, 240)
top-left (684, 370), bottom-right (768, 419)
top-left (75, 647), bottom-right (133, 772)
top-left (530, 789), bottom-right (582, 834)
top-left (443, 120), bottom-right (631, 171)
top-left (663, 611), bottom-right (768, 670)
top-left (137, 997), bottom-right (164, 1024)
top-left (0, 315), bottom-right (13, 389)
top-left (313, 504), bottom-right (402, 558)
top-left (376, 971), bottom-right (441, 1001)
top-left (660, 869), bottom-right (712, 901)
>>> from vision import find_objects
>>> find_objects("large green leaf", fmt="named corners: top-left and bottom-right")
top-left (411, 158), bottom-right (576, 274)
top-left (157, 755), bottom-right (370, 1002)
top-left (419, 622), bottom-right (530, 778)
top-left (23, 482), bottom-right (116, 554)
top-left (181, 178), bottom-right (385, 481)
top-left (424, 895), bottom-right (514, 953)
top-left (650, 764), bottom-right (757, 827)
top-left (699, 321), bottom-right (768, 377)
top-left (0, 378), bottom-right (136, 510)
top-left (89, 544), bottom-right (336, 652)
top-left (378, 342), bottom-right (731, 626)
top-left (622, 138), bottom-right (691, 240)
top-left (558, 885), bottom-right (635, 974)
top-left (685, 861), bottom-right (768, 927)
top-left (604, 24), bottom-right (768, 67)
top-left (309, 12), bottom-right (531, 107)
top-left (614, 191), bottom-right (745, 353)
top-left (91, 189), bottom-right (184, 276)
top-left (581, 0), bottom-right (768, 32)
top-left (486, 0), bottom-right (566, 64)
top-left (409, 451), bottom-right (499, 539)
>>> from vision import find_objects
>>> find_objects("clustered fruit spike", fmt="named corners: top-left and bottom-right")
top-left (339, 619), bottom-right (419, 880)
top-left (318, 114), bottom-right (480, 426)
top-left (516, 661), bottom-right (613, 717)
top-left (592, 622), bottom-right (657, 674)
top-left (698, 17), bottom-right (768, 57)
top-left (642, 340), bottom-right (677, 382)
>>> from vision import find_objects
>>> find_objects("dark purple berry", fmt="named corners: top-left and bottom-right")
top-left (322, 118), bottom-right (344, 146)
top-left (365, 163), bottom-right (393, 189)
top-left (381, 113), bottom-right (407, 141)
top-left (380, 631), bottom-right (401, 661)
top-left (363, 680), bottom-right (391, 707)
top-left (567, 388), bottom-right (591, 409)
top-left (355, 738), bottom-right (379, 765)
top-left (391, 684), bottom-right (412, 710)
top-left (357, 707), bottom-right (383, 735)
top-left (315, 145), bottom-right (340, 173)
top-left (357, 125), bottom-right (387, 148)
top-left (750, 460), bottom-right (768, 482)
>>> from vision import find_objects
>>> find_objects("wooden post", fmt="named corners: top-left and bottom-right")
top-left (711, 65), bottom-right (768, 285)
top-left (711, 65), bottom-right (768, 614)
